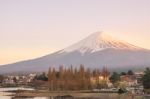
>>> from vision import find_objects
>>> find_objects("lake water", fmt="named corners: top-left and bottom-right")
top-left (0, 87), bottom-right (50, 99)
top-left (0, 87), bottom-right (150, 99)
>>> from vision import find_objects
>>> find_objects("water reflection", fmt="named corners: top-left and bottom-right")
top-left (0, 87), bottom-right (150, 99)
top-left (0, 87), bottom-right (34, 99)
top-left (0, 91), bottom-right (13, 99)
top-left (0, 87), bottom-right (34, 92)
top-left (12, 96), bottom-right (50, 99)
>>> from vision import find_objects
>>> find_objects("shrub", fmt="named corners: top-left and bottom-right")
top-left (118, 88), bottom-right (127, 94)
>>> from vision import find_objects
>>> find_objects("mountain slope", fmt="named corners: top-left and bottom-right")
top-left (0, 32), bottom-right (150, 73)
top-left (61, 32), bottom-right (141, 53)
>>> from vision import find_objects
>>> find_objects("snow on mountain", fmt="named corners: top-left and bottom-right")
top-left (0, 32), bottom-right (150, 73)
top-left (61, 32), bottom-right (142, 54)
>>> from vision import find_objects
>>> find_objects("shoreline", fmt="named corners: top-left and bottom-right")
top-left (0, 87), bottom-right (148, 99)
top-left (12, 90), bottom-right (144, 99)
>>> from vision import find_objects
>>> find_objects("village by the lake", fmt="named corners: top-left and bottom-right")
top-left (0, 66), bottom-right (150, 99)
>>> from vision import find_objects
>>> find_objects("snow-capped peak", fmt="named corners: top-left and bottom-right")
top-left (61, 32), bottom-right (141, 54)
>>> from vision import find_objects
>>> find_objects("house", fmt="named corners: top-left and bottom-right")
top-left (90, 75), bottom-right (112, 88)
top-left (120, 75), bottom-right (138, 87)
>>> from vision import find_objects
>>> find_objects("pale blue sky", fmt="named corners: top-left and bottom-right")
top-left (0, 0), bottom-right (150, 64)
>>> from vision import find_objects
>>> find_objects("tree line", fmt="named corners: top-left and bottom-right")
top-left (32, 66), bottom-right (150, 92)
top-left (47, 65), bottom-right (109, 91)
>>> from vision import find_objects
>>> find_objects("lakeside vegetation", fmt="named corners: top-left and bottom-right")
top-left (0, 66), bottom-right (150, 99)
top-left (34, 65), bottom-right (110, 91)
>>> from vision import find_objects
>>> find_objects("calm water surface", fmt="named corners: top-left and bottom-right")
top-left (0, 87), bottom-right (150, 99)
top-left (0, 87), bottom-right (49, 99)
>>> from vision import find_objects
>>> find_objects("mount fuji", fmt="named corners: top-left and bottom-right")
top-left (0, 32), bottom-right (150, 73)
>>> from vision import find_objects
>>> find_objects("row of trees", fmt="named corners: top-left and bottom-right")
top-left (34, 66), bottom-right (135, 90)
top-left (34, 66), bottom-right (150, 91)
top-left (47, 65), bottom-right (109, 91)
